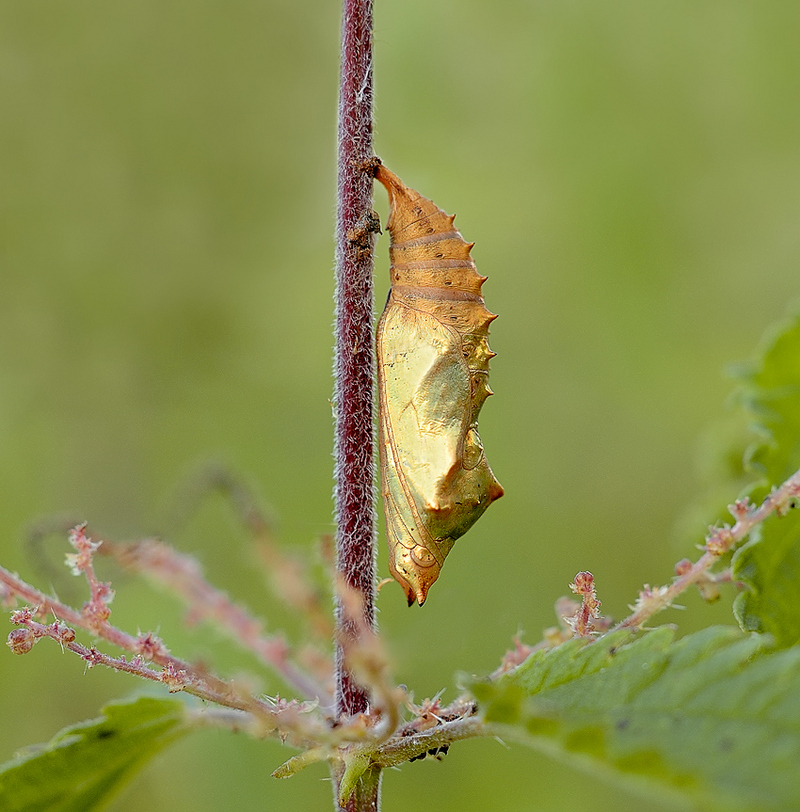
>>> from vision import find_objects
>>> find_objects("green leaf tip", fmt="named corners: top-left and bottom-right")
top-left (0, 695), bottom-right (191, 812)
top-left (272, 747), bottom-right (328, 779)
top-left (474, 626), bottom-right (800, 811)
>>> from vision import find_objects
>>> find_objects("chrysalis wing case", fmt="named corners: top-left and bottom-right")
top-left (374, 164), bottom-right (503, 606)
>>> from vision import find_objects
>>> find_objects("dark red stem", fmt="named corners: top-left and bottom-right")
top-left (334, 0), bottom-right (377, 722)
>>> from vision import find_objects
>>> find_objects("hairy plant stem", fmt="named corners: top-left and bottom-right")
top-left (333, 0), bottom-right (380, 808)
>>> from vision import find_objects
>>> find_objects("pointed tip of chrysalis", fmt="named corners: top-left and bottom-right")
top-left (394, 568), bottom-right (431, 607)
top-left (402, 582), bottom-right (429, 607)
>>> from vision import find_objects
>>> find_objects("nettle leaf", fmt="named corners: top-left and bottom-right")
top-left (471, 627), bottom-right (800, 812)
top-left (733, 516), bottom-right (800, 645)
top-left (739, 315), bottom-right (800, 486)
top-left (731, 313), bottom-right (800, 646)
top-left (0, 695), bottom-right (191, 812)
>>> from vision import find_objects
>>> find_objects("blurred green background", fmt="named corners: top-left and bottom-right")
top-left (2, 1), bottom-right (800, 810)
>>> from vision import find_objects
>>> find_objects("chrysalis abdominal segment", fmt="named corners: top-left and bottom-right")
top-left (374, 163), bottom-right (503, 606)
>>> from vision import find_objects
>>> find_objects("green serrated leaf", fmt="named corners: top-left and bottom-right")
top-left (729, 313), bottom-right (800, 645)
top-left (732, 512), bottom-right (800, 645)
top-left (473, 627), bottom-right (800, 812)
top-left (740, 314), bottom-right (800, 489)
top-left (0, 695), bottom-right (191, 812)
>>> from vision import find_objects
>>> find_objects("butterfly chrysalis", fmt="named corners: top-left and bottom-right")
top-left (374, 163), bottom-right (503, 606)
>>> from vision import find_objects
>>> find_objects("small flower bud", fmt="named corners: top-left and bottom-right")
top-left (7, 628), bottom-right (36, 655)
top-left (136, 632), bottom-right (169, 660)
top-left (82, 599), bottom-right (112, 626)
top-left (570, 571), bottom-right (594, 596)
top-left (51, 622), bottom-right (76, 644)
top-left (728, 499), bottom-right (753, 521)
top-left (10, 607), bottom-right (33, 625)
top-left (160, 662), bottom-right (187, 692)
top-left (705, 525), bottom-right (734, 556)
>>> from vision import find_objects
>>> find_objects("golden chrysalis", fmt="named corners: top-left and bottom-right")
top-left (374, 163), bottom-right (503, 606)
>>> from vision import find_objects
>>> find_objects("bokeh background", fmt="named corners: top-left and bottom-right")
top-left (2, 1), bottom-right (800, 810)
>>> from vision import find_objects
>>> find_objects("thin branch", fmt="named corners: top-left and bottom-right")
top-left (488, 467), bottom-right (800, 679)
top-left (101, 536), bottom-right (329, 703)
top-left (373, 714), bottom-right (488, 769)
top-left (611, 468), bottom-right (800, 633)
top-left (5, 607), bottom-right (318, 740)
top-left (0, 571), bottom-right (193, 686)
top-left (0, 561), bottom-right (334, 750)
